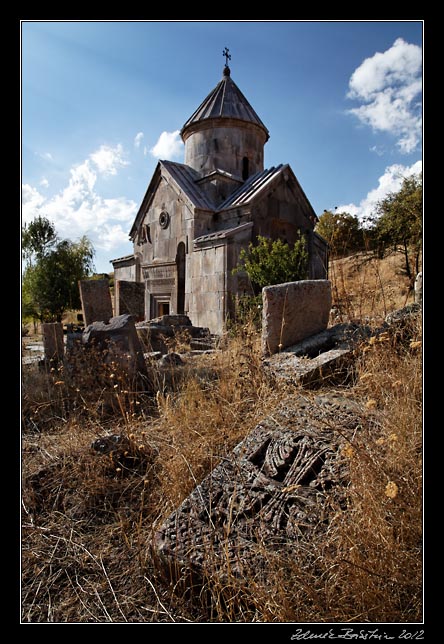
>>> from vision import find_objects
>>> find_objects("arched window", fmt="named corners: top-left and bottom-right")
top-left (242, 157), bottom-right (249, 181)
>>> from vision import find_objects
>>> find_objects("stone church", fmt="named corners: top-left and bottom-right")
top-left (111, 59), bottom-right (328, 334)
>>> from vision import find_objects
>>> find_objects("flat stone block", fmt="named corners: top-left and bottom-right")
top-left (264, 348), bottom-right (354, 387)
top-left (262, 280), bottom-right (332, 356)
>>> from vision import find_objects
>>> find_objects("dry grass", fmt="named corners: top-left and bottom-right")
top-left (329, 250), bottom-right (417, 323)
top-left (21, 253), bottom-right (423, 623)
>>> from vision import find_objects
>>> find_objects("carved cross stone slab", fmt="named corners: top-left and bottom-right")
top-left (154, 394), bottom-right (371, 583)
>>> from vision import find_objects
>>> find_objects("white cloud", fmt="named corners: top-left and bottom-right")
top-left (369, 145), bottom-right (384, 157)
top-left (347, 38), bottom-right (422, 154)
top-left (335, 160), bottom-right (422, 223)
top-left (134, 132), bottom-right (144, 148)
top-left (22, 184), bottom-right (46, 216)
top-left (90, 143), bottom-right (129, 176)
top-left (21, 145), bottom-right (137, 253)
top-left (150, 130), bottom-right (184, 159)
top-left (40, 177), bottom-right (49, 188)
top-left (39, 152), bottom-right (53, 161)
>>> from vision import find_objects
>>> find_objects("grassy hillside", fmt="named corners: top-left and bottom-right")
top-left (21, 251), bottom-right (422, 623)
top-left (329, 250), bottom-right (417, 322)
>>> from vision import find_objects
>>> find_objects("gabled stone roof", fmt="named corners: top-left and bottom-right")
top-left (218, 165), bottom-right (286, 210)
top-left (129, 161), bottom-right (213, 240)
top-left (194, 222), bottom-right (253, 246)
top-left (218, 164), bottom-right (319, 223)
top-left (129, 159), bottom-right (319, 242)
top-left (161, 161), bottom-right (214, 211)
top-left (181, 66), bottom-right (269, 140)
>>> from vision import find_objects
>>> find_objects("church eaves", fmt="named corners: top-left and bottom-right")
top-left (180, 65), bottom-right (269, 141)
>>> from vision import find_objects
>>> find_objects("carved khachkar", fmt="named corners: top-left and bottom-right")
top-left (154, 394), bottom-right (372, 582)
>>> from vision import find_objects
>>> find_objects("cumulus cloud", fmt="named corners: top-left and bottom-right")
top-left (347, 38), bottom-right (422, 154)
top-left (22, 145), bottom-right (137, 253)
top-left (335, 160), bottom-right (422, 223)
top-left (134, 132), bottom-right (144, 148)
top-left (22, 183), bottom-right (46, 212)
top-left (39, 152), bottom-right (53, 161)
top-left (90, 143), bottom-right (129, 176)
top-left (150, 130), bottom-right (184, 159)
top-left (40, 177), bottom-right (49, 188)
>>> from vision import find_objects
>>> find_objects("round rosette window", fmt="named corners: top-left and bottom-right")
top-left (159, 211), bottom-right (170, 229)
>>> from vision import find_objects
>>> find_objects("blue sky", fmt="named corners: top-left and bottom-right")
top-left (21, 20), bottom-right (423, 273)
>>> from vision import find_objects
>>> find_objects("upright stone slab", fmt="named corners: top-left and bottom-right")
top-left (42, 322), bottom-right (64, 363)
top-left (261, 280), bottom-right (332, 356)
top-left (116, 280), bottom-right (145, 320)
top-left (78, 279), bottom-right (113, 326)
top-left (82, 314), bottom-right (148, 380)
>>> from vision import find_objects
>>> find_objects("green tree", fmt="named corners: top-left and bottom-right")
top-left (315, 210), bottom-right (364, 257)
top-left (22, 216), bottom-right (58, 268)
top-left (372, 174), bottom-right (422, 279)
top-left (235, 234), bottom-right (308, 293)
top-left (231, 234), bottom-right (308, 328)
top-left (22, 235), bottom-right (95, 322)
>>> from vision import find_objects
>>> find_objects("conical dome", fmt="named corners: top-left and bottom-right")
top-left (181, 66), bottom-right (269, 141)
top-left (181, 66), bottom-right (269, 180)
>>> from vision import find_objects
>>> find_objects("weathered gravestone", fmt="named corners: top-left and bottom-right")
top-left (42, 322), bottom-right (64, 364)
top-left (82, 314), bottom-right (148, 381)
top-left (154, 393), bottom-right (374, 584)
top-left (78, 279), bottom-right (113, 326)
top-left (115, 280), bottom-right (145, 320)
top-left (262, 280), bottom-right (332, 356)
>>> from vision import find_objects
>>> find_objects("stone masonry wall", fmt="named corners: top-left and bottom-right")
top-left (187, 245), bottom-right (226, 333)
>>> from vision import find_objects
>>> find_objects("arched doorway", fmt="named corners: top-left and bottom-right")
top-left (176, 242), bottom-right (186, 314)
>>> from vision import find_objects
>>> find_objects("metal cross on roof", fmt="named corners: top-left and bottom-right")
top-left (223, 47), bottom-right (231, 66)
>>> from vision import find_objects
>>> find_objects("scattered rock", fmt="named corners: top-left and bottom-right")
top-left (136, 316), bottom-right (211, 354)
top-left (82, 313), bottom-right (149, 382)
top-left (150, 314), bottom-right (192, 327)
top-left (160, 352), bottom-right (184, 367)
top-left (265, 348), bottom-right (355, 387)
top-left (263, 322), bottom-right (371, 387)
top-left (145, 351), bottom-right (163, 361)
top-left (282, 322), bottom-right (371, 358)
top-left (384, 303), bottom-right (421, 326)
top-left (91, 434), bottom-right (127, 454)
top-left (91, 433), bottom-right (155, 475)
